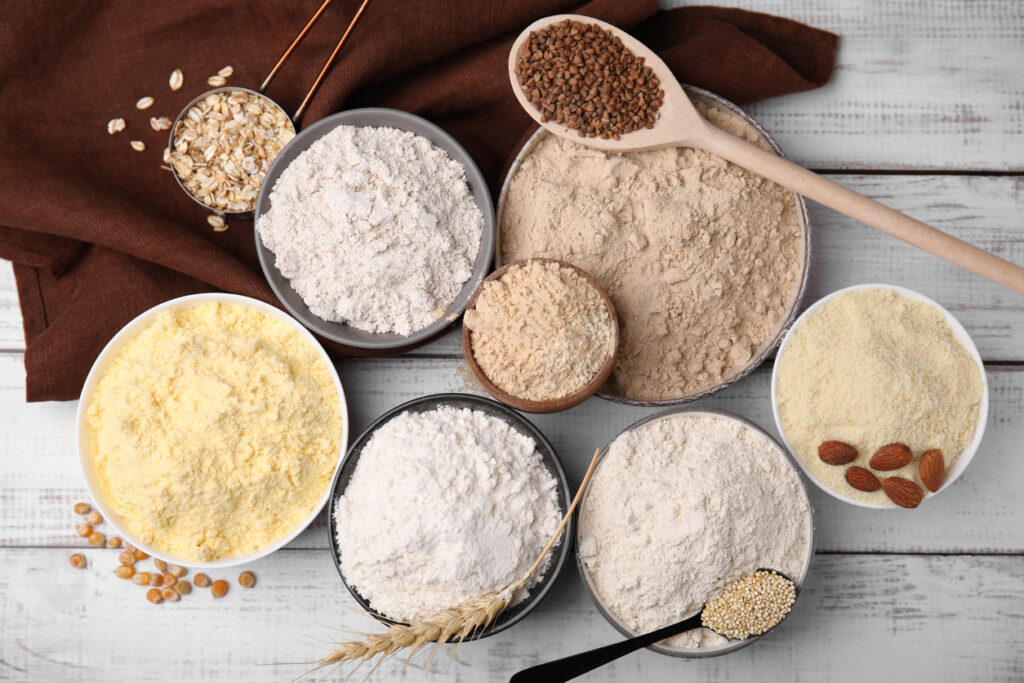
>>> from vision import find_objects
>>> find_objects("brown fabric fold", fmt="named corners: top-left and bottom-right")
top-left (0, 0), bottom-right (837, 401)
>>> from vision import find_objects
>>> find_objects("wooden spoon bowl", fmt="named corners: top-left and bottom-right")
top-left (462, 258), bottom-right (619, 414)
top-left (508, 14), bottom-right (1024, 294)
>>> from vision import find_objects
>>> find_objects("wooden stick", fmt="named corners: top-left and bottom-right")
top-left (260, 0), bottom-right (335, 94)
top-left (293, 0), bottom-right (373, 122)
top-left (698, 125), bottom-right (1024, 295)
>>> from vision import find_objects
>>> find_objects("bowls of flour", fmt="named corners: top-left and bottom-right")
top-left (327, 393), bottom-right (572, 639)
top-left (575, 407), bottom-right (815, 657)
top-left (254, 108), bottom-right (496, 351)
top-left (495, 86), bottom-right (811, 407)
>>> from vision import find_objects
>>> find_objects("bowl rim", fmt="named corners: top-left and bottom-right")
top-left (494, 84), bottom-right (812, 407)
top-left (253, 106), bottom-right (496, 350)
top-left (575, 406), bottom-right (816, 658)
top-left (326, 392), bottom-right (573, 640)
top-left (770, 283), bottom-right (990, 509)
top-left (460, 257), bottom-right (620, 414)
top-left (75, 292), bottom-right (350, 568)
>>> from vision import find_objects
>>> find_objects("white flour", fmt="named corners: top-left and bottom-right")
top-left (578, 412), bottom-right (811, 650)
top-left (334, 406), bottom-right (561, 622)
top-left (256, 125), bottom-right (483, 335)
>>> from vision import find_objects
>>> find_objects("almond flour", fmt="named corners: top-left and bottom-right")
top-left (500, 98), bottom-right (804, 401)
top-left (775, 287), bottom-right (984, 505)
top-left (464, 260), bottom-right (613, 401)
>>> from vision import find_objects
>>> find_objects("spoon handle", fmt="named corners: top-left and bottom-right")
top-left (696, 125), bottom-right (1024, 295)
top-left (508, 614), bottom-right (703, 683)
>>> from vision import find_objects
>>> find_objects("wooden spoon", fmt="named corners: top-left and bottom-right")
top-left (508, 15), bottom-right (1024, 295)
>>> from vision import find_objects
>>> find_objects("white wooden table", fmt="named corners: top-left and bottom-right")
top-left (2, 2), bottom-right (1023, 680)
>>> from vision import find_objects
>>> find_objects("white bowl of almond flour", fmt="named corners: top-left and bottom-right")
top-left (576, 408), bottom-right (814, 657)
top-left (497, 86), bottom-right (810, 406)
top-left (255, 108), bottom-right (495, 350)
top-left (772, 284), bottom-right (988, 509)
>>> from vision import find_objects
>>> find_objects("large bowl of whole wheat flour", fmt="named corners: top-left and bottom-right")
top-left (496, 86), bottom-right (811, 406)
top-left (254, 108), bottom-right (495, 351)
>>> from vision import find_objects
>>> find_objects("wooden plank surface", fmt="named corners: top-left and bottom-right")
top-left (2, 175), bottom-right (1022, 359)
top-left (666, 0), bottom-right (1024, 171)
top-left (3, 353), bottom-right (1022, 555)
top-left (2, 2), bottom-right (1023, 681)
top-left (1, 549), bottom-right (1020, 682)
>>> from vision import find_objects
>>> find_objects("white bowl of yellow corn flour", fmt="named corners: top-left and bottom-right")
top-left (77, 293), bottom-right (348, 567)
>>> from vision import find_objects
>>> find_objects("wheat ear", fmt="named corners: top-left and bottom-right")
top-left (310, 447), bottom-right (603, 676)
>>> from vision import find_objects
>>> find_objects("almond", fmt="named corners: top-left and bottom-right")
top-left (870, 443), bottom-right (913, 471)
top-left (882, 477), bottom-right (924, 508)
top-left (919, 448), bottom-right (945, 492)
top-left (818, 440), bottom-right (858, 466)
top-left (845, 466), bottom-right (881, 492)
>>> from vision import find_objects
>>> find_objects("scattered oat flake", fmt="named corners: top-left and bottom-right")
top-left (107, 118), bottom-right (126, 135)
top-left (130, 140), bottom-right (146, 151)
top-left (207, 215), bottom-right (226, 229)
top-left (169, 69), bottom-right (184, 91)
top-left (150, 116), bottom-right (172, 131)
top-left (207, 76), bottom-right (226, 87)
top-left (217, 65), bottom-right (234, 78)
top-left (136, 97), bottom-right (154, 110)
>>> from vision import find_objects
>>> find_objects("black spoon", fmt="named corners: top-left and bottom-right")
top-left (510, 570), bottom-right (797, 683)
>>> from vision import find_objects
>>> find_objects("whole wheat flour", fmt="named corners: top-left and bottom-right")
top-left (257, 125), bottom-right (483, 336)
top-left (578, 412), bottom-right (811, 651)
top-left (500, 98), bottom-right (804, 400)
top-left (334, 406), bottom-right (561, 622)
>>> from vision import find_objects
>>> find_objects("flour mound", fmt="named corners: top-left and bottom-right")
top-left (579, 412), bottom-right (811, 650)
top-left (334, 406), bottom-right (561, 622)
top-left (257, 125), bottom-right (483, 335)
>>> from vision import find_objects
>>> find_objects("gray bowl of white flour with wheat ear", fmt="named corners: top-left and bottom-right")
top-left (254, 108), bottom-right (495, 349)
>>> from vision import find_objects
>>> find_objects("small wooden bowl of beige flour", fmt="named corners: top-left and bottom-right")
top-left (576, 407), bottom-right (815, 657)
top-left (772, 284), bottom-right (988, 508)
top-left (496, 86), bottom-right (810, 406)
top-left (462, 258), bottom-right (619, 413)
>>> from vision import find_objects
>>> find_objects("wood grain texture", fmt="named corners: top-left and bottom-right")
top-left (664, 0), bottom-right (1024, 171)
top-left (2, 175), bottom-right (1023, 359)
top-left (1, 549), bottom-right (1021, 682)
top-left (3, 353), bottom-right (1022, 555)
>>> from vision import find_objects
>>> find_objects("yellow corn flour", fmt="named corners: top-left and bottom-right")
top-left (775, 288), bottom-right (984, 505)
top-left (86, 301), bottom-right (344, 561)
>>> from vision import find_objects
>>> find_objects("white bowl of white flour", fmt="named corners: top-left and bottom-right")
top-left (255, 108), bottom-right (495, 350)
top-left (576, 407), bottom-right (815, 657)
top-left (327, 393), bottom-right (572, 639)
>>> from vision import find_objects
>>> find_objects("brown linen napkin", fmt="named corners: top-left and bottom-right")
top-left (0, 0), bottom-right (837, 401)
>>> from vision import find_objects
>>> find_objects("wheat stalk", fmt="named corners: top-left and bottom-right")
top-left (306, 447), bottom-right (603, 679)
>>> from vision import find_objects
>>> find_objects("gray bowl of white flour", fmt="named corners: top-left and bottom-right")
top-left (254, 108), bottom-right (495, 349)
top-left (327, 393), bottom-right (573, 640)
